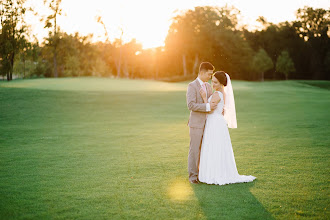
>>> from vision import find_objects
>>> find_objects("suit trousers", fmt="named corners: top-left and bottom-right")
top-left (188, 126), bottom-right (204, 181)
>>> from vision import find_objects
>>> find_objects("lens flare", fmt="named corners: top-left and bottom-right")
top-left (168, 180), bottom-right (193, 201)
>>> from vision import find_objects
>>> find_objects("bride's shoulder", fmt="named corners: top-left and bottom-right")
top-left (211, 91), bottom-right (221, 101)
top-left (216, 91), bottom-right (224, 97)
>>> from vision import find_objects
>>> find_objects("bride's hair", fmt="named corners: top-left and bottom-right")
top-left (213, 71), bottom-right (227, 86)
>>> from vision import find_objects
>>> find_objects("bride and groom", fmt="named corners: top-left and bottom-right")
top-left (186, 62), bottom-right (256, 185)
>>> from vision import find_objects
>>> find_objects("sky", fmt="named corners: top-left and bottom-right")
top-left (25, 0), bottom-right (330, 49)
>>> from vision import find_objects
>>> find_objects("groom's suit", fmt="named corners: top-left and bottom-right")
top-left (186, 78), bottom-right (212, 182)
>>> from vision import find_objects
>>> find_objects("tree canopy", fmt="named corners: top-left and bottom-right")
top-left (1, 4), bottom-right (329, 81)
top-left (276, 50), bottom-right (296, 80)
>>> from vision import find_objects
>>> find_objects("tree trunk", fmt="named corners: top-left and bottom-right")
top-left (261, 72), bottom-right (264, 82)
top-left (182, 54), bottom-right (187, 76)
top-left (53, 13), bottom-right (58, 78)
top-left (116, 48), bottom-right (122, 78)
top-left (123, 60), bottom-right (129, 78)
top-left (9, 53), bottom-right (14, 81)
top-left (23, 55), bottom-right (26, 79)
top-left (192, 53), bottom-right (199, 75)
top-left (53, 49), bottom-right (58, 77)
top-left (115, 59), bottom-right (121, 77)
top-left (155, 66), bottom-right (159, 79)
top-left (116, 62), bottom-right (120, 77)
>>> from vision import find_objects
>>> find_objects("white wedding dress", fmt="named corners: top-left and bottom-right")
top-left (198, 91), bottom-right (256, 185)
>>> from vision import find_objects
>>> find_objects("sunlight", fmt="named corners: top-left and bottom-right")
top-left (167, 180), bottom-right (193, 201)
top-left (0, 78), bottom-right (188, 92)
top-left (59, 0), bottom-right (174, 49)
top-left (25, 0), bottom-right (330, 49)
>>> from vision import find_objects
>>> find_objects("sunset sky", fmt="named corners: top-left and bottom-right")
top-left (25, 0), bottom-right (330, 49)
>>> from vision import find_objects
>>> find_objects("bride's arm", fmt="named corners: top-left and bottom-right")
top-left (220, 87), bottom-right (226, 115)
top-left (210, 92), bottom-right (221, 106)
top-left (200, 89), bottom-right (218, 111)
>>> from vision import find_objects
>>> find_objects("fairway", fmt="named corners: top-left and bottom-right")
top-left (0, 78), bottom-right (329, 219)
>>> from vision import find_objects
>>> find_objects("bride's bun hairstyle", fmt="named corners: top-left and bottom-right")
top-left (213, 71), bottom-right (227, 86)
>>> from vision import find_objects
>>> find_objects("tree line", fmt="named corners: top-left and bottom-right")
top-left (0, 0), bottom-right (329, 81)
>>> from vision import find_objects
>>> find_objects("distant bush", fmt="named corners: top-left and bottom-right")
top-left (33, 61), bottom-right (52, 77)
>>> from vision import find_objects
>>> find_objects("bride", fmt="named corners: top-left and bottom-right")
top-left (198, 71), bottom-right (256, 185)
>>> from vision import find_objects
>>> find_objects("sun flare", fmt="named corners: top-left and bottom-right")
top-left (26, 0), bottom-right (330, 49)
top-left (168, 180), bottom-right (194, 201)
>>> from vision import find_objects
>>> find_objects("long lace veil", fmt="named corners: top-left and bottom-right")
top-left (223, 73), bottom-right (237, 128)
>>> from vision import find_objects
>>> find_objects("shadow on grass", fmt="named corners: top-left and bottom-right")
top-left (192, 180), bottom-right (274, 219)
top-left (297, 80), bottom-right (330, 90)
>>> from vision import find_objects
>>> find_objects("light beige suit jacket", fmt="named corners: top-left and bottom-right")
top-left (186, 78), bottom-right (212, 181)
top-left (186, 79), bottom-right (212, 128)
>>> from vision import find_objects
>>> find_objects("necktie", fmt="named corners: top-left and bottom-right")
top-left (202, 83), bottom-right (207, 96)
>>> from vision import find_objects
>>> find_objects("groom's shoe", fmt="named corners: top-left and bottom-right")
top-left (189, 179), bottom-right (199, 184)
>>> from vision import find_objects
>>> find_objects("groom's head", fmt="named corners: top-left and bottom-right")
top-left (198, 62), bottom-right (214, 82)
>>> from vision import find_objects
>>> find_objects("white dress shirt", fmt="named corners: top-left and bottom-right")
top-left (197, 77), bottom-right (211, 112)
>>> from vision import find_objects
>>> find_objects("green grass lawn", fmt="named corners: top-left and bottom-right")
top-left (0, 78), bottom-right (329, 219)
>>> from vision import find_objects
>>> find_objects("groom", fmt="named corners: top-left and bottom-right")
top-left (186, 62), bottom-right (217, 184)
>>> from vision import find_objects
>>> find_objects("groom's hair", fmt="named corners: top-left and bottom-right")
top-left (199, 62), bottom-right (214, 74)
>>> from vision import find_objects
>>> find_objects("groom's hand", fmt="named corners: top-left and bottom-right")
top-left (199, 88), bottom-right (207, 100)
top-left (210, 102), bottom-right (217, 110)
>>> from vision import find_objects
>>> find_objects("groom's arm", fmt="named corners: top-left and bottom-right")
top-left (186, 83), bottom-right (210, 113)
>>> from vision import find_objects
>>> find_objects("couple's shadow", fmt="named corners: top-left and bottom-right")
top-left (192, 180), bottom-right (274, 219)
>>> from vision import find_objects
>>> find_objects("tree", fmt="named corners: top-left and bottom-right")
top-left (15, 40), bottom-right (33, 78)
top-left (295, 7), bottom-right (329, 40)
top-left (43, 0), bottom-right (63, 77)
top-left (252, 48), bottom-right (273, 81)
top-left (276, 50), bottom-right (296, 80)
top-left (165, 5), bottom-right (251, 79)
top-left (41, 31), bottom-right (108, 77)
top-left (96, 14), bottom-right (127, 78)
top-left (294, 7), bottom-right (330, 79)
top-left (121, 39), bottom-right (142, 78)
top-left (244, 21), bottom-right (311, 80)
top-left (0, 0), bottom-right (28, 81)
top-left (166, 6), bottom-right (220, 76)
top-left (113, 35), bottom-right (123, 78)
top-left (324, 50), bottom-right (330, 75)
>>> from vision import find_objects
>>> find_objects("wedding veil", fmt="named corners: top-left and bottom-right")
top-left (223, 73), bottom-right (237, 128)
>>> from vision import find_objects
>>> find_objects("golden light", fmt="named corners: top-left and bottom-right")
top-left (25, 0), bottom-right (330, 49)
top-left (167, 179), bottom-right (193, 201)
